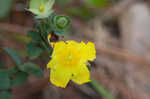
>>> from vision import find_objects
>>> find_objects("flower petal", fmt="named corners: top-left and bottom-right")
top-left (86, 42), bottom-right (96, 61)
top-left (28, 9), bottom-right (41, 15)
top-left (29, 0), bottom-right (42, 9)
top-left (50, 65), bottom-right (72, 88)
top-left (72, 64), bottom-right (90, 85)
top-left (45, 0), bottom-right (55, 11)
top-left (52, 41), bottom-right (66, 58)
top-left (47, 59), bottom-right (56, 68)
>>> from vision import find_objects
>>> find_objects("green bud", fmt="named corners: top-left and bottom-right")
top-left (55, 16), bottom-right (71, 30)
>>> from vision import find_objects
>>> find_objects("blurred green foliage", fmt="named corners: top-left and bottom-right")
top-left (56, 0), bottom-right (68, 6)
top-left (0, 0), bottom-right (13, 19)
top-left (90, 79), bottom-right (115, 99)
top-left (0, 47), bottom-right (44, 98)
top-left (20, 62), bottom-right (44, 78)
top-left (84, 0), bottom-right (109, 7)
top-left (8, 67), bottom-right (17, 77)
top-left (26, 42), bottom-right (43, 59)
top-left (27, 30), bottom-right (42, 43)
top-left (0, 91), bottom-right (11, 99)
top-left (3, 47), bottom-right (22, 66)
top-left (0, 70), bottom-right (11, 90)
top-left (11, 33), bottom-right (31, 44)
top-left (66, 7), bottom-right (96, 20)
top-left (12, 72), bottom-right (28, 86)
top-left (2, 47), bottom-right (44, 78)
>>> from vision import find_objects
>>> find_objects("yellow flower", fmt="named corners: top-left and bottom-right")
top-left (47, 40), bottom-right (96, 88)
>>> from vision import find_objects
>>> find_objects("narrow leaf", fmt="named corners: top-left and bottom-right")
top-left (26, 42), bottom-right (43, 59)
top-left (8, 66), bottom-right (17, 77)
top-left (2, 47), bottom-right (21, 66)
top-left (27, 30), bottom-right (41, 42)
top-left (12, 72), bottom-right (28, 86)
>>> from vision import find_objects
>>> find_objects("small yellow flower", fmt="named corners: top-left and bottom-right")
top-left (47, 40), bottom-right (96, 88)
top-left (28, 0), bottom-right (55, 19)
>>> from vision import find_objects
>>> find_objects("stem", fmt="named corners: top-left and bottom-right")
top-left (90, 78), bottom-right (115, 99)
top-left (38, 21), bottom-right (52, 56)
top-left (41, 41), bottom-right (51, 57)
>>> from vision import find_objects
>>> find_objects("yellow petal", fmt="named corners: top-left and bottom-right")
top-left (50, 42), bottom-right (55, 48)
top-left (86, 42), bottom-right (96, 61)
top-left (79, 41), bottom-right (96, 62)
top-left (66, 40), bottom-right (80, 51)
top-left (72, 64), bottom-right (90, 85)
top-left (47, 59), bottom-right (56, 68)
top-left (50, 65), bottom-right (72, 88)
top-left (47, 60), bottom-right (52, 68)
top-left (66, 40), bottom-right (78, 45)
top-left (52, 41), bottom-right (66, 58)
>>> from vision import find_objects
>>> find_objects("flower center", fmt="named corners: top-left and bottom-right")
top-left (39, 5), bottom-right (44, 13)
top-left (68, 55), bottom-right (72, 60)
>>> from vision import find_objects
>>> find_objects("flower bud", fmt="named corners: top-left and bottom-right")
top-left (55, 16), bottom-right (70, 30)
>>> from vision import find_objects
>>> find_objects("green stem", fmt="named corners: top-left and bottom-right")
top-left (41, 42), bottom-right (51, 56)
top-left (90, 78), bottom-right (115, 99)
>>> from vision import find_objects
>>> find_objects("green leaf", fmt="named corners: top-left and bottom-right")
top-left (49, 12), bottom-right (57, 29)
top-left (2, 47), bottom-right (21, 66)
top-left (20, 62), bottom-right (43, 78)
top-left (26, 42), bottom-right (43, 59)
top-left (27, 30), bottom-right (41, 42)
top-left (8, 66), bottom-right (17, 77)
top-left (0, 69), bottom-right (11, 90)
top-left (12, 72), bottom-right (28, 86)
top-left (0, 0), bottom-right (13, 19)
top-left (0, 91), bottom-right (12, 99)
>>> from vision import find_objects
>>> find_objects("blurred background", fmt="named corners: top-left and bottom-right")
top-left (1, 0), bottom-right (150, 99)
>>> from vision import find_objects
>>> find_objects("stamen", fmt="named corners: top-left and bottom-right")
top-left (68, 55), bottom-right (72, 60)
top-left (40, 5), bottom-right (44, 13)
